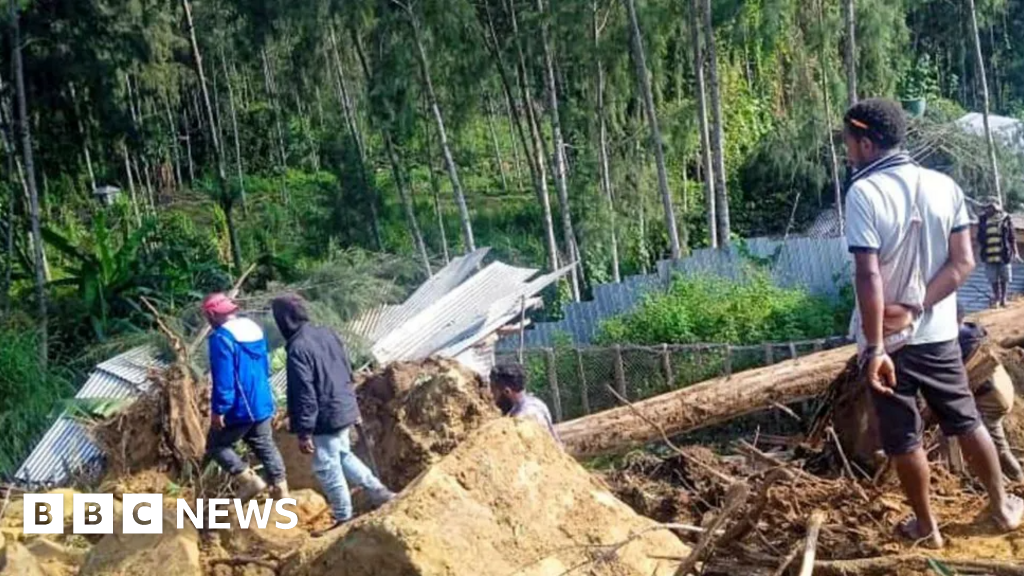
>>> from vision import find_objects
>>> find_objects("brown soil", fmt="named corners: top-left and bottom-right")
top-left (292, 418), bottom-right (689, 576)
top-left (357, 357), bottom-right (499, 490)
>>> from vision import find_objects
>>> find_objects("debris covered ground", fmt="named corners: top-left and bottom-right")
top-left (5, 338), bottom-right (1024, 575)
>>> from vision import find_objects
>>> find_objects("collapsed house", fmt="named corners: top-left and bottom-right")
top-left (12, 248), bottom-right (569, 487)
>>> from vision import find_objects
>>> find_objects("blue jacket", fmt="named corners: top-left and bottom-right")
top-left (208, 317), bottom-right (276, 424)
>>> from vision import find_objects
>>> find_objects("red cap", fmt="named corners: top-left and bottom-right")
top-left (202, 293), bottom-right (239, 316)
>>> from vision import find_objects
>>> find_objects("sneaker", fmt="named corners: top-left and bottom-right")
top-left (269, 480), bottom-right (289, 499)
top-left (234, 468), bottom-right (268, 501)
top-left (368, 488), bottom-right (396, 509)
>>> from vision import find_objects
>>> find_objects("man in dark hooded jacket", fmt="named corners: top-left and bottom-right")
top-left (271, 294), bottom-right (395, 527)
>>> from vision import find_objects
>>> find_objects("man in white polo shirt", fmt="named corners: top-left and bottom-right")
top-left (844, 98), bottom-right (1022, 547)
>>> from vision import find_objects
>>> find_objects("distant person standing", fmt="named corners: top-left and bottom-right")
top-left (843, 98), bottom-right (1021, 547)
top-left (489, 362), bottom-right (561, 445)
top-left (271, 294), bottom-right (395, 530)
top-left (977, 199), bottom-right (1018, 308)
top-left (202, 292), bottom-right (288, 501)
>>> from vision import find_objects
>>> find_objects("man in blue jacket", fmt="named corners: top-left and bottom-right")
top-left (271, 293), bottom-right (394, 529)
top-left (203, 292), bottom-right (287, 501)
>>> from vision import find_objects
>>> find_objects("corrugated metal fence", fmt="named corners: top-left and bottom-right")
top-left (499, 236), bottom-right (1024, 350)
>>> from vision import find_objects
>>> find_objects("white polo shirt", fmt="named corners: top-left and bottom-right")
top-left (845, 162), bottom-right (971, 345)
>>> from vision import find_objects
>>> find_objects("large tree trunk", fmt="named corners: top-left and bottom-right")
top-left (182, 0), bottom-right (241, 272)
top-left (68, 83), bottom-right (97, 192)
top-left (818, 0), bottom-right (844, 235)
top-left (483, 90), bottom-right (509, 195)
top-left (558, 304), bottom-right (1024, 459)
top-left (967, 0), bottom-right (1003, 204)
top-left (260, 48), bottom-right (289, 179)
top-left (404, 8), bottom-right (475, 253)
top-left (422, 102), bottom-right (451, 264)
top-left (594, 2), bottom-right (620, 283)
top-left (384, 135), bottom-right (432, 277)
top-left (0, 91), bottom-right (15, 314)
top-left (163, 96), bottom-right (184, 187)
top-left (842, 0), bottom-right (857, 107)
top-left (702, 0), bottom-right (730, 246)
top-left (330, 27), bottom-right (383, 251)
top-left (558, 344), bottom-right (856, 459)
top-left (330, 27), bottom-right (386, 252)
top-left (501, 0), bottom-right (560, 273)
top-left (220, 48), bottom-right (246, 209)
top-left (537, 0), bottom-right (581, 300)
top-left (182, 109), bottom-right (195, 183)
top-left (349, 27), bottom-right (432, 277)
top-left (623, 0), bottom-right (682, 260)
top-left (10, 0), bottom-right (47, 366)
top-left (502, 89), bottom-right (525, 192)
top-left (689, 0), bottom-right (716, 249)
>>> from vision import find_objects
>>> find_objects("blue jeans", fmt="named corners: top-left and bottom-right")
top-left (205, 417), bottom-right (286, 484)
top-left (313, 427), bottom-right (387, 522)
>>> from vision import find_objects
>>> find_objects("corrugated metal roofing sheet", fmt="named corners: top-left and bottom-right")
top-left (372, 261), bottom-right (536, 363)
top-left (372, 261), bottom-right (571, 364)
top-left (77, 345), bottom-right (167, 399)
top-left (14, 416), bottom-right (106, 487)
top-left (14, 345), bottom-right (167, 487)
top-left (347, 248), bottom-right (490, 342)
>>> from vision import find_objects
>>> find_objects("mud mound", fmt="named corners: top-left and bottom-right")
top-left (292, 418), bottom-right (689, 576)
top-left (358, 358), bottom-right (498, 489)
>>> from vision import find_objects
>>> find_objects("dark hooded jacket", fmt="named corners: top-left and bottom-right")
top-left (271, 294), bottom-right (361, 436)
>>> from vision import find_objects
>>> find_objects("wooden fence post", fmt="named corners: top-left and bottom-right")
top-left (724, 344), bottom-right (732, 377)
top-left (613, 344), bottom-right (627, 400)
top-left (789, 342), bottom-right (798, 362)
top-left (764, 343), bottom-right (774, 365)
top-left (575, 348), bottom-right (590, 415)
top-left (544, 347), bottom-right (562, 422)
top-left (661, 343), bottom-right (674, 389)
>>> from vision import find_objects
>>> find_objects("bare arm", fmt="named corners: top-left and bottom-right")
top-left (922, 229), bottom-right (975, 310)
top-left (1009, 218), bottom-right (1020, 260)
top-left (854, 252), bottom-right (885, 348)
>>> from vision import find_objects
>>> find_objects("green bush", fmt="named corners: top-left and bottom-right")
top-left (0, 324), bottom-right (74, 477)
top-left (595, 271), bottom-right (850, 346)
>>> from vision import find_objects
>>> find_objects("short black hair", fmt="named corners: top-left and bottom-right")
top-left (490, 362), bottom-right (526, 392)
top-left (843, 98), bottom-right (907, 150)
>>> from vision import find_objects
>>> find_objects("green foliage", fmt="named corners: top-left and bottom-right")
top-left (898, 54), bottom-right (941, 100)
top-left (596, 270), bottom-right (850, 346)
top-left (43, 210), bottom-right (159, 340)
top-left (0, 324), bottom-right (74, 477)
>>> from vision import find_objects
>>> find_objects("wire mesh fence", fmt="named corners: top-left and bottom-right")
top-left (495, 337), bottom-right (848, 423)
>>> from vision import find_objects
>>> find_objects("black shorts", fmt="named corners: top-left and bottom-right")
top-left (870, 339), bottom-right (982, 456)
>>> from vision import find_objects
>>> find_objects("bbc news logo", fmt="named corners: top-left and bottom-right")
top-left (24, 494), bottom-right (299, 534)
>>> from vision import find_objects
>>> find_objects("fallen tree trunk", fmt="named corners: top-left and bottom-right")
top-left (557, 303), bottom-right (1024, 459)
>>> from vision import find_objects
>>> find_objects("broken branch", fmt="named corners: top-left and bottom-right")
top-left (797, 511), bottom-right (826, 576)
top-left (814, 555), bottom-right (1024, 576)
top-left (673, 481), bottom-right (751, 576)
top-left (605, 384), bottom-right (735, 484)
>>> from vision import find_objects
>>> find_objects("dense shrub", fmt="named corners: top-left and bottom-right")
top-left (0, 323), bottom-right (74, 477)
top-left (595, 271), bottom-right (851, 346)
